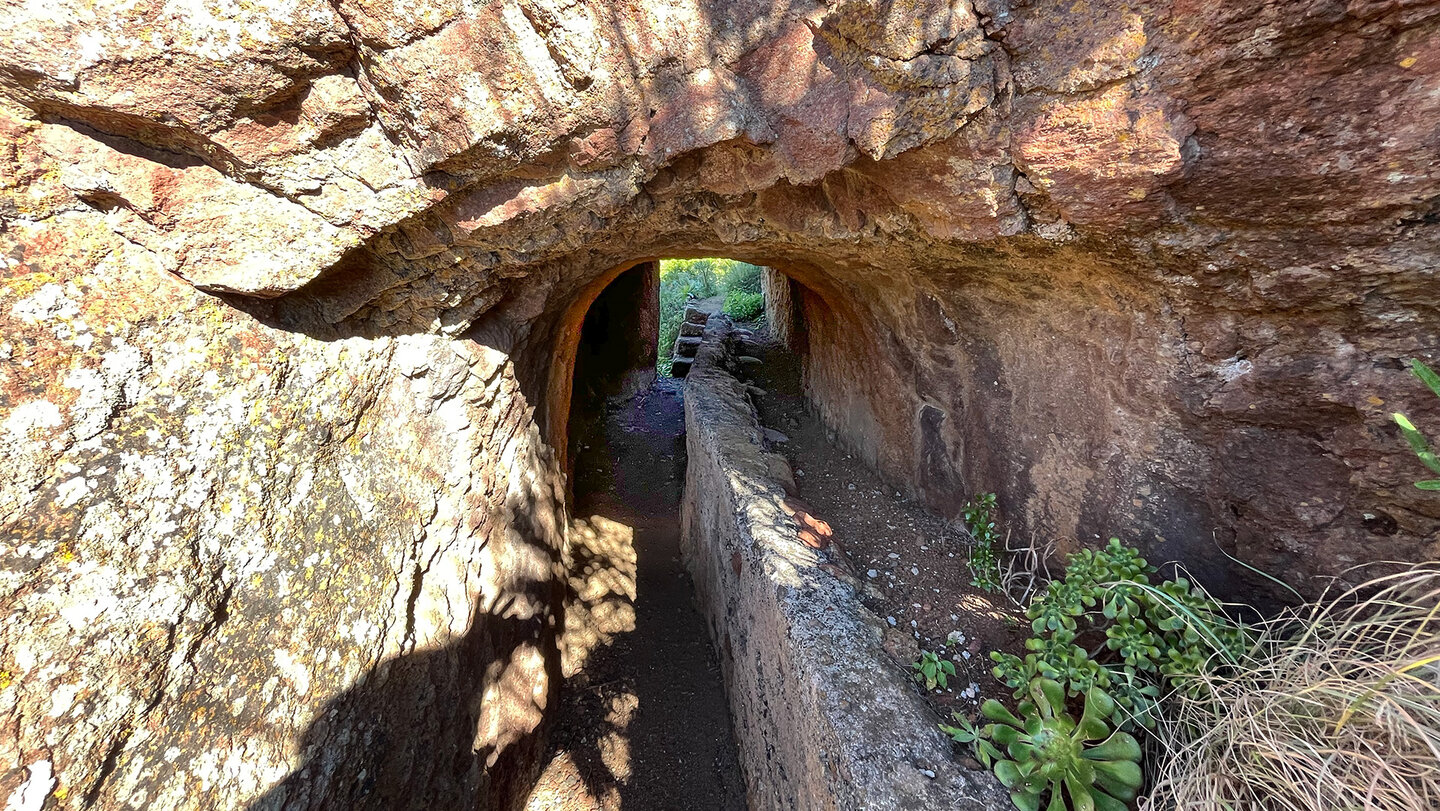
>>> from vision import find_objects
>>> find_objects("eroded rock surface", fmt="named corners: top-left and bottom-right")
top-left (3, 0), bottom-right (1439, 807)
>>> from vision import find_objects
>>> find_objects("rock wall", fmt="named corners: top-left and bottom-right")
top-left (679, 316), bottom-right (1005, 810)
top-left (0, 117), bottom-right (576, 809)
top-left (3, 0), bottom-right (1440, 805)
top-left (0, 203), bottom-right (567, 808)
top-left (569, 262), bottom-right (659, 417)
top-left (760, 267), bottom-right (799, 352)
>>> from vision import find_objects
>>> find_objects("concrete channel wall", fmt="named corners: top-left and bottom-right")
top-left (679, 317), bottom-right (1006, 811)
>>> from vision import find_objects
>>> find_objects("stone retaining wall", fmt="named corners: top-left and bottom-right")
top-left (679, 318), bottom-right (1006, 810)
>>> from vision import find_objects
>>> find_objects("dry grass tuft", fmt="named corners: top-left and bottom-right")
top-left (1145, 566), bottom-right (1440, 811)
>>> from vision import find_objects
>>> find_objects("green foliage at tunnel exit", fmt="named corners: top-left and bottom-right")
top-left (657, 258), bottom-right (766, 376)
top-left (722, 289), bottom-right (764, 321)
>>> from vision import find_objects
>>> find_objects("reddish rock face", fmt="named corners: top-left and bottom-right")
top-left (2, 0), bottom-right (1439, 807)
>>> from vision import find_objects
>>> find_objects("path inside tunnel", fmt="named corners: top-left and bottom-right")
top-left (526, 377), bottom-right (746, 811)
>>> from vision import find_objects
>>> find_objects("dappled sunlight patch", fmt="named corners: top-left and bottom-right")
top-left (559, 516), bottom-right (639, 678)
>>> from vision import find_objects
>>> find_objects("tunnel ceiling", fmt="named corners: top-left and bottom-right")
top-left (9, 0), bottom-right (1436, 335)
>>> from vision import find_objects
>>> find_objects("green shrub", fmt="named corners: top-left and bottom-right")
top-left (718, 261), bottom-right (763, 296)
top-left (722, 289), bottom-right (763, 321)
top-left (655, 259), bottom-right (768, 370)
top-left (656, 259), bottom-right (721, 374)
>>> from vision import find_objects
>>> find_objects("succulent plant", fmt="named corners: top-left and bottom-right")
top-left (1105, 617), bottom-right (1163, 671)
top-left (1028, 580), bottom-right (1095, 634)
top-left (978, 678), bottom-right (1143, 811)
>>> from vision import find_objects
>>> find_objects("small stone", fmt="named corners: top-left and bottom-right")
top-left (909, 567), bottom-right (919, 576)
top-left (921, 769), bottom-right (937, 779)
top-left (886, 616), bottom-right (897, 626)
top-left (867, 569), bottom-right (878, 578)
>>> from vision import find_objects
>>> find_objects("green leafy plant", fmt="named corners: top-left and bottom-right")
top-left (963, 493), bottom-right (1003, 592)
top-left (913, 650), bottom-right (957, 691)
top-left (1393, 358), bottom-right (1440, 490)
top-left (950, 538), bottom-right (1251, 808)
top-left (718, 260), bottom-right (763, 296)
top-left (722, 289), bottom-right (764, 321)
top-left (999, 539), bottom-right (1248, 730)
top-left (948, 678), bottom-right (1143, 811)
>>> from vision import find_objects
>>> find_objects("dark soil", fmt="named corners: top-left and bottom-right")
top-left (737, 328), bottom-right (1029, 729)
top-left (527, 379), bottom-right (746, 811)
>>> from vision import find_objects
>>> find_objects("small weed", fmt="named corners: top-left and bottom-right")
top-left (963, 493), bottom-right (1003, 592)
top-left (913, 650), bottom-right (956, 691)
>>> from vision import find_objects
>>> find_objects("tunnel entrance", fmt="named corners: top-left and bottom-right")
top-left (530, 264), bottom-right (746, 810)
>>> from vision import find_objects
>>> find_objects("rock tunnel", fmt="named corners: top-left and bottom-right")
top-left (2, 0), bottom-right (1439, 807)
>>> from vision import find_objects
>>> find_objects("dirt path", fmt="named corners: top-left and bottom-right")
top-left (526, 379), bottom-right (746, 811)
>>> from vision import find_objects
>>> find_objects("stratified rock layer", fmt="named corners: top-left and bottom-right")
top-left (2, 0), bottom-right (1439, 807)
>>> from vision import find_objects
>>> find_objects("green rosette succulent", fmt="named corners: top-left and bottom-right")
top-left (978, 678), bottom-right (1143, 811)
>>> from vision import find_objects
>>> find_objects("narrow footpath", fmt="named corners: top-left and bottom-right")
top-left (526, 378), bottom-right (746, 811)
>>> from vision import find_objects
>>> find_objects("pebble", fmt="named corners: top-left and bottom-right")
top-left (887, 553), bottom-right (900, 559)
top-left (921, 769), bottom-right (937, 779)
top-left (886, 616), bottom-right (897, 626)
top-left (867, 569), bottom-right (878, 578)
top-left (910, 567), bottom-right (919, 576)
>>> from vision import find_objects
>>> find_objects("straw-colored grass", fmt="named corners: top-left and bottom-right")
top-left (1145, 566), bottom-right (1440, 811)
